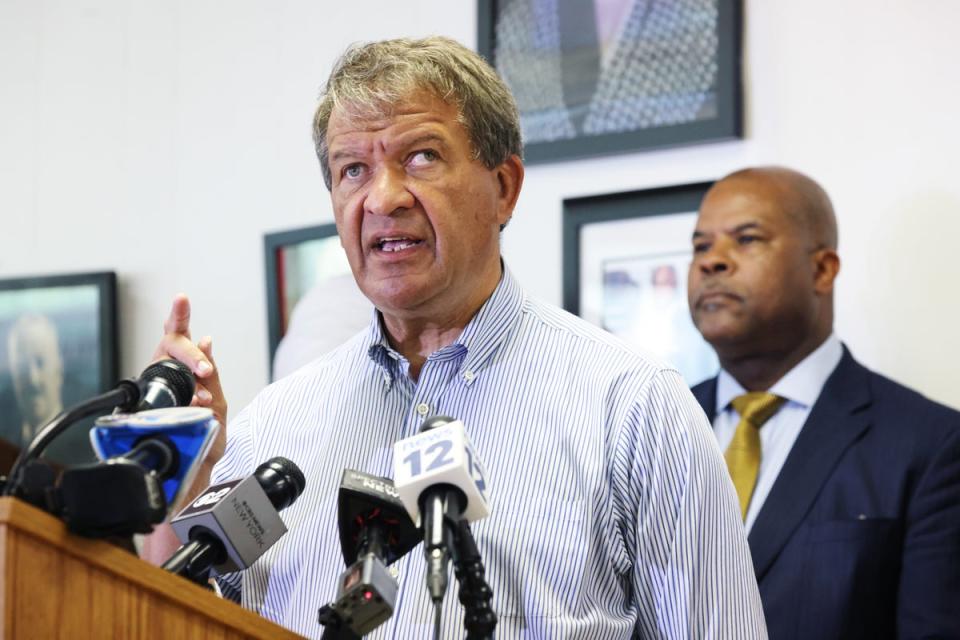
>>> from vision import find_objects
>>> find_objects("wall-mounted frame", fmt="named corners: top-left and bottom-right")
top-left (477, 0), bottom-right (742, 164)
top-left (0, 271), bottom-right (118, 469)
top-left (563, 183), bottom-right (719, 385)
top-left (263, 223), bottom-right (356, 377)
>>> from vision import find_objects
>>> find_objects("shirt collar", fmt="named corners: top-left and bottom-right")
top-left (715, 333), bottom-right (844, 414)
top-left (364, 263), bottom-right (526, 385)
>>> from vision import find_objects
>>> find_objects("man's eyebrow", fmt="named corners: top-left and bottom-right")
top-left (730, 221), bottom-right (762, 233)
top-left (691, 221), bottom-right (762, 241)
top-left (330, 133), bottom-right (449, 164)
top-left (397, 133), bottom-right (449, 150)
top-left (329, 147), bottom-right (363, 165)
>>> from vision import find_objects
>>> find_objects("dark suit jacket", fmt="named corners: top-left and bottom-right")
top-left (691, 348), bottom-right (960, 639)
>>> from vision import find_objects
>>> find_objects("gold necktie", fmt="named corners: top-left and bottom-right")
top-left (725, 392), bottom-right (786, 520)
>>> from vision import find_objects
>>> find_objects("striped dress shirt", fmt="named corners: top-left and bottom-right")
top-left (211, 267), bottom-right (766, 639)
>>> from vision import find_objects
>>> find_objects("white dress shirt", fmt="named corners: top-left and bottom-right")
top-left (213, 266), bottom-right (766, 638)
top-left (713, 334), bottom-right (844, 533)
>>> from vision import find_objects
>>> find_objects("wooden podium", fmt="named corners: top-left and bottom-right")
top-left (0, 497), bottom-right (304, 639)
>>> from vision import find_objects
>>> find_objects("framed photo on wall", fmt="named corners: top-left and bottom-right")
top-left (0, 271), bottom-right (118, 469)
top-left (477, 0), bottom-right (743, 164)
top-left (263, 223), bottom-right (360, 378)
top-left (563, 183), bottom-right (719, 386)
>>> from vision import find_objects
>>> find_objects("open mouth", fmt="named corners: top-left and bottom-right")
top-left (376, 236), bottom-right (423, 252)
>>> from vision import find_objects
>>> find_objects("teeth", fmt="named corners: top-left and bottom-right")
top-left (378, 237), bottom-right (418, 252)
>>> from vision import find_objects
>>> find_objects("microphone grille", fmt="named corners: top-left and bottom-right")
top-left (140, 359), bottom-right (196, 406)
top-left (255, 456), bottom-right (306, 511)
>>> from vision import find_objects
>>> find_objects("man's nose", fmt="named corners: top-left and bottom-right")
top-left (364, 167), bottom-right (414, 216)
top-left (696, 245), bottom-right (731, 276)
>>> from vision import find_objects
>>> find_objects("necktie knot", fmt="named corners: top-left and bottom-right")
top-left (731, 392), bottom-right (786, 429)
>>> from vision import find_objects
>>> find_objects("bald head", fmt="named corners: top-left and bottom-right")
top-left (715, 166), bottom-right (838, 251)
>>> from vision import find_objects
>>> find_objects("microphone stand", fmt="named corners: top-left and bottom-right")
top-left (451, 520), bottom-right (496, 640)
top-left (161, 534), bottom-right (223, 588)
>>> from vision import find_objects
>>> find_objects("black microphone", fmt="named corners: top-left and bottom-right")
top-left (318, 470), bottom-right (420, 637)
top-left (162, 457), bottom-right (306, 585)
top-left (135, 359), bottom-right (196, 412)
top-left (53, 436), bottom-right (180, 537)
top-left (53, 405), bottom-right (221, 538)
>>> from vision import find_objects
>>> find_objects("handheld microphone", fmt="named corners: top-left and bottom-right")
top-left (393, 416), bottom-right (490, 603)
top-left (318, 470), bottom-right (420, 637)
top-left (162, 456), bottom-right (306, 585)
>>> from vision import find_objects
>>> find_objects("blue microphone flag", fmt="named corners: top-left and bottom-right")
top-left (90, 407), bottom-right (219, 508)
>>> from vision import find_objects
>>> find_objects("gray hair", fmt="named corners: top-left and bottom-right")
top-left (312, 36), bottom-right (523, 190)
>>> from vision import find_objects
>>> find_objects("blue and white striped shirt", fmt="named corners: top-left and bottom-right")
top-left (212, 267), bottom-right (766, 639)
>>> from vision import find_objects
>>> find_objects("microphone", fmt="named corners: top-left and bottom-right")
top-left (393, 416), bottom-right (490, 603)
top-left (51, 407), bottom-right (219, 537)
top-left (134, 358), bottom-right (196, 412)
top-left (90, 407), bottom-right (220, 506)
top-left (318, 470), bottom-right (420, 637)
top-left (162, 456), bottom-right (306, 585)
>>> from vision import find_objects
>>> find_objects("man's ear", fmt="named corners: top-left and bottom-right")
top-left (812, 248), bottom-right (840, 294)
top-left (494, 155), bottom-right (524, 229)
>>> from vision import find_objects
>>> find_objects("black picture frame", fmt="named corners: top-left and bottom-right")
top-left (563, 182), bottom-right (719, 385)
top-left (477, 0), bottom-right (743, 164)
top-left (263, 223), bottom-right (350, 375)
top-left (0, 271), bottom-right (118, 468)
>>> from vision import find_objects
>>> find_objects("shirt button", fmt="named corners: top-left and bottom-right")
top-left (416, 403), bottom-right (430, 416)
top-left (463, 370), bottom-right (475, 382)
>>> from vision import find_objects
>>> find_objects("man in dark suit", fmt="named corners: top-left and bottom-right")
top-left (687, 166), bottom-right (960, 639)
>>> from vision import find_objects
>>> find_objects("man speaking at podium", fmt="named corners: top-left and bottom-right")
top-left (144, 37), bottom-right (765, 638)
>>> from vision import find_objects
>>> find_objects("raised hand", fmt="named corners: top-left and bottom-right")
top-left (152, 294), bottom-right (227, 464)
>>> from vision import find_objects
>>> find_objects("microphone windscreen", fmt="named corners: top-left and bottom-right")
top-left (254, 456), bottom-right (306, 511)
top-left (139, 359), bottom-right (196, 407)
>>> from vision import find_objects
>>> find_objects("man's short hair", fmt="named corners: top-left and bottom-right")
top-left (312, 36), bottom-right (523, 190)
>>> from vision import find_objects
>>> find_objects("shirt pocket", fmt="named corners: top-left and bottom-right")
top-left (476, 498), bottom-right (589, 620)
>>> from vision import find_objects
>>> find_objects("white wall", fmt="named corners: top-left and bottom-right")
top-left (2, 0), bottom-right (958, 414)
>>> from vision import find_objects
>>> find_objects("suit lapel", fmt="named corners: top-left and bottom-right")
top-left (691, 378), bottom-right (717, 420)
top-left (747, 348), bottom-right (873, 581)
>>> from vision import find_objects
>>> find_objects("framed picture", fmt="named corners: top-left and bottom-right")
top-left (263, 223), bottom-right (358, 377)
top-left (0, 271), bottom-right (118, 469)
top-left (563, 183), bottom-right (719, 385)
top-left (477, 0), bottom-right (742, 164)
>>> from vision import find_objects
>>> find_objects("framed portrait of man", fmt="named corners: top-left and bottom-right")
top-left (478, 0), bottom-right (743, 163)
top-left (0, 272), bottom-right (118, 470)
